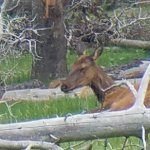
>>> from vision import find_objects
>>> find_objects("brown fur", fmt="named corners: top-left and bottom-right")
top-left (102, 83), bottom-right (150, 111)
top-left (61, 55), bottom-right (114, 102)
top-left (43, 0), bottom-right (56, 18)
top-left (49, 79), bottom-right (63, 88)
top-left (61, 52), bottom-right (150, 111)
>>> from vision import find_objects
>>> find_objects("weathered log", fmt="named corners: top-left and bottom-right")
top-left (0, 109), bottom-right (150, 143)
top-left (1, 86), bottom-right (94, 101)
top-left (111, 38), bottom-right (150, 49)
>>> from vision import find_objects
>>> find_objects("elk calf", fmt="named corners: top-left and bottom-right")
top-left (60, 48), bottom-right (150, 111)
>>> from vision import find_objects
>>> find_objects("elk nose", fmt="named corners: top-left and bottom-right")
top-left (61, 84), bottom-right (69, 93)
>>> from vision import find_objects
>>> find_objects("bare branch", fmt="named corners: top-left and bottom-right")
top-left (3, 102), bottom-right (17, 122)
top-left (3, 0), bottom-right (21, 12)
top-left (0, 14), bottom-right (53, 62)
top-left (0, 101), bottom-right (18, 122)
top-left (142, 126), bottom-right (146, 150)
top-left (113, 5), bottom-right (150, 38)
top-left (103, 80), bottom-right (137, 98)
top-left (0, 139), bottom-right (64, 150)
top-left (131, 1), bottom-right (150, 7)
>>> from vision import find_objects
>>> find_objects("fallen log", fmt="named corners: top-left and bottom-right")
top-left (1, 86), bottom-right (94, 101)
top-left (111, 38), bottom-right (150, 49)
top-left (0, 109), bottom-right (150, 143)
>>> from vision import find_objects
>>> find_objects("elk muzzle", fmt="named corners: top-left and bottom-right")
top-left (61, 84), bottom-right (70, 93)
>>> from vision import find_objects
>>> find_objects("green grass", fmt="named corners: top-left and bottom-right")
top-left (67, 47), bottom-right (150, 69)
top-left (67, 49), bottom-right (79, 70)
top-left (0, 95), bottom-right (98, 123)
top-left (97, 47), bottom-right (150, 67)
top-left (61, 136), bottom-right (143, 150)
top-left (0, 54), bottom-right (32, 84)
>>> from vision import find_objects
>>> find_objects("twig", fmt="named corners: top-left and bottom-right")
top-left (131, 1), bottom-right (150, 7)
top-left (25, 144), bottom-right (33, 150)
top-left (103, 80), bottom-right (137, 98)
top-left (0, 139), bottom-right (64, 150)
top-left (113, 5), bottom-right (150, 36)
top-left (64, 141), bottom-right (86, 150)
top-left (142, 126), bottom-right (146, 150)
top-left (122, 137), bottom-right (128, 150)
top-left (3, 0), bottom-right (21, 12)
top-left (3, 102), bottom-right (17, 122)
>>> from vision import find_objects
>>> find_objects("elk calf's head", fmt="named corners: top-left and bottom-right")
top-left (61, 49), bottom-right (114, 102)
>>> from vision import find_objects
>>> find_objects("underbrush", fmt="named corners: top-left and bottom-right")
top-left (0, 54), bottom-right (32, 84)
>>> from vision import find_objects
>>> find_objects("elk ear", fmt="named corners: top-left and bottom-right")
top-left (92, 47), bottom-right (103, 61)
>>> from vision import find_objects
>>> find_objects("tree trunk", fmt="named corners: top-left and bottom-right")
top-left (31, 0), bottom-right (68, 81)
top-left (2, 0), bottom-right (68, 81)
top-left (111, 38), bottom-right (150, 49)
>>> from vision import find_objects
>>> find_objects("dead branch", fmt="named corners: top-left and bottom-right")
top-left (3, 0), bottom-right (21, 12)
top-left (0, 101), bottom-right (21, 122)
top-left (1, 15), bottom-right (42, 59)
top-left (114, 8), bottom-right (150, 32)
top-left (111, 2), bottom-right (150, 40)
top-left (133, 64), bottom-right (150, 109)
top-left (103, 79), bottom-right (137, 98)
top-left (142, 126), bottom-right (146, 150)
top-left (64, 0), bottom-right (112, 53)
top-left (131, 1), bottom-right (150, 7)
top-left (0, 139), bottom-right (64, 150)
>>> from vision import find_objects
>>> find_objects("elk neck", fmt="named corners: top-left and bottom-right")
top-left (90, 68), bottom-right (114, 103)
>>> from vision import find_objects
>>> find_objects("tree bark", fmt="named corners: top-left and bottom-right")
top-left (31, 0), bottom-right (68, 81)
top-left (111, 38), bottom-right (150, 49)
top-left (0, 109), bottom-right (150, 143)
